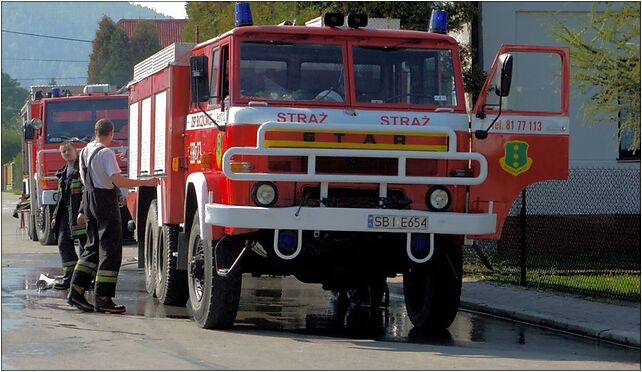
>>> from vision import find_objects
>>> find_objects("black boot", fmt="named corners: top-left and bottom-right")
top-left (67, 287), bottom-right (94, 312)
top-left (95, 296), bottom-right (126, 314)
top-left (53, 272), bottom-right (73, 290)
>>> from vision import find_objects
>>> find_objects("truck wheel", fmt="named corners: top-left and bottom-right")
top-left (155, 225), bottom-right (188, 306)
top-left (143, 200), bottom-right (159, 297)
top-left (187, 211), bottom-right (241, 329)
top-left (28, 212), bottom-right (38, 241)
top-left (36, 205), bottom-right (56, 245)
top-left (120, 205), bottom-right (134, 241)
top-left (403, 241), bottom-right (462, 330)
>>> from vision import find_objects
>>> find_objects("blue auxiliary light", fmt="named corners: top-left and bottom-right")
top-left (235, 2), bottom-right (253, 27)
top-left (278, 230), bottom-right (298, 254)
top-left (51, 87), bottom-right (61, 97)
top-left (410, 234), bottom-right (430, 256)
top-left (428, 9), bottom-right (448, 34)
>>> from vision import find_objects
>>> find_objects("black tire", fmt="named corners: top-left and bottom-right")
top-left (187, 211), bottom-right (241, 329)
top-left (120, 205), bottom-right (134, 241)
top-left (155, 225), bottom-right (189, 306)
top-left (403, 239), bottom-right (463, 330)
top-left (37, 205), bottom-right (56, 245)
top-left (28, 212), bottom-right (38, 241)
top-left (143, 200), bottom-right (160, 297)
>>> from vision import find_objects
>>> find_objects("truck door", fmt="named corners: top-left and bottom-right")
top-left (469, 44), bottom-right (570, 239)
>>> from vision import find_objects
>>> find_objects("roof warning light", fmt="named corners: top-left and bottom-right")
top-left (235, 2), bottom-right (253, 27)
top-left (429, 10), bottom-right (448, 34)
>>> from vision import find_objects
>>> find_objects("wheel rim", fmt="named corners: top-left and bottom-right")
top-left (189, 235), bottom-right (205, 302)
top-left (36, 208), bottom-right (45, 235)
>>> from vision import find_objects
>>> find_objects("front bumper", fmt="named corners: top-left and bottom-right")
top-left (204, 203), bottom-right (497, 235)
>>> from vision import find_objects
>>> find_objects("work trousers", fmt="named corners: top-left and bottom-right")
top-left (57, 210), bottom-right (86, 275)
top-left (70, 188), bottom-right (122, 297)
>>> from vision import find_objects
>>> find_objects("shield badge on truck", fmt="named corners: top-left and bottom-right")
top-left (499, 140), bottom-right (533, 176)
top-left (216, 132), bottom-right (223, 168)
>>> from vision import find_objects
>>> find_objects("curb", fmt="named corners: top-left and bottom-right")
top-left (388, 282), bottom-right (640, 348)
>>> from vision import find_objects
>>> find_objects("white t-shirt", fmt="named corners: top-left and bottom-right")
top-left (79, 141), bottom-right (120, 189)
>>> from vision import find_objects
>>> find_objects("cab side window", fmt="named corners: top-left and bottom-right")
top-left (221, 45), bottom-right (230, 103)
top-left (209, 48), bottom-right (219, 106)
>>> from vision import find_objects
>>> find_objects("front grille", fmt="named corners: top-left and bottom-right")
top-left (316, 157), bottom-right (397, 176)
top-left (301, 187), bottom-right (411, 209)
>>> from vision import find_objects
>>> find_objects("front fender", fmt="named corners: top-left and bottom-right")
top-left (185, 172), bottom-right (227, 241)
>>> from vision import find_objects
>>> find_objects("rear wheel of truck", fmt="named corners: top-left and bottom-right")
top-left (187, 211), bottom-right (241, 329)
top-left (28, 212), bottom-right (38, 241)
top-left (120, 205), bottom-right (134, 242)
top-left (143, 200), bottom-right (159, 297)
top-left (36, 205), bottom-right (56, 245)
top-left (403, 240), bottom-right (462, 330)
top-left (155, 225), bottom-right (188, 306)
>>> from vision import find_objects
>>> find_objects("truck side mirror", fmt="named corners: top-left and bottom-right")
top-left (23, 118), bottom-right (42, 141)
top-left (494, 53), bottom-right (513, 97)
top-left (30, 118), bottom-right (43, 129)
top-left (190, 55), bottom-right (210, 103)
top-left (23, 123), bottom-right (34, 141)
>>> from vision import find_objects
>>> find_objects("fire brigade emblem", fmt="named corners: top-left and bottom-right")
top-left (216, 133), bottom-right (223, 168)
top-left (499, 141), bottom-right (533, 176)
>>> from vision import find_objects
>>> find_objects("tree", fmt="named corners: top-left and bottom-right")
top-left (101, 26), bottom-right (132, 88)
top-left (88, 16), bottom-right (116, 84)
top-left (1, 72), bottom-right (28, 131)
top-left (130, 20), bottom-right (162, 65)
top-left (1, 74), bottom-right (26, 163)
top-left (185, 2), bottom-right (476, 40)
top-left (553, 2), bottom-right (640, 152)
top-left (306, 2), bottom-right (476, 32)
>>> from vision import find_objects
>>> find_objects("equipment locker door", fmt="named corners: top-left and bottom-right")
top-left (469, 44), bottom-right (570, 239)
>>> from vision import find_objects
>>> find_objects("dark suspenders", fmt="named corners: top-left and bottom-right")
top-left (80, 145), bottom-right (104, 191)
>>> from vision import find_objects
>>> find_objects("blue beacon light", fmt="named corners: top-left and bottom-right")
top-left (235, 2), bottom-right (253, 27)
top-left (429, 10), bottom-right (448, 34)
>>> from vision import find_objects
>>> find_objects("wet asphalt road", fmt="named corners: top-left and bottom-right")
top-left (2, 193), bottom-right (640, 369)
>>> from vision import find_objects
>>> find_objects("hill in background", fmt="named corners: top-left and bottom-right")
top-left (1, 2), bottom-right (170, 88)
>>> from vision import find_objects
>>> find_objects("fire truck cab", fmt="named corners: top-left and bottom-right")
top-left (20, 84), bottom-right (131, 245)
top-left (127, 8), bottom-right (569, 330)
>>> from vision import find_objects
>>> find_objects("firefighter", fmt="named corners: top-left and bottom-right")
top-left (67, 119), bottom-right (159, 313)
top-left (51, 141), bottom-right (87, 290)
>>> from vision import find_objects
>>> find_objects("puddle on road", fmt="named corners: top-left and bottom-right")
top-left (3, 263), bottom-right (640, 363)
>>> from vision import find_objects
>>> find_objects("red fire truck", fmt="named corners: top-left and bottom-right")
top-left (20, 84), bottom-right (132, 245)
top-left (126, 8), bottom-right (569, 330)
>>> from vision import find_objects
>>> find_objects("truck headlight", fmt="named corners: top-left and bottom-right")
top-left (426, 186), bottom-right (450, 211)
top-left (252, 182), bottom-right (278, 207)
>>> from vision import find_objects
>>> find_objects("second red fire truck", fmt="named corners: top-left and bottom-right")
top-left (21, 84), bottom-right (132, 245)
top-left (125, 7), bottom-right (570, 330)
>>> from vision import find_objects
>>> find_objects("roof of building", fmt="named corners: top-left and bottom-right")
top-left (117, 19), bottom-right (188, 48)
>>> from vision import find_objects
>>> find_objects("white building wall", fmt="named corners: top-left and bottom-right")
top-left (479, 2), bottom-right (640, 215)
top-left (479, 1), bottom-right (639, 169)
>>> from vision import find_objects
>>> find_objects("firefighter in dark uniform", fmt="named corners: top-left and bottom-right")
top-left (67, 119), bottom-right (158, 313)
top-left (51, 141), bottom-right (87, 290)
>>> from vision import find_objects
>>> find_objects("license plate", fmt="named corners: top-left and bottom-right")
top-left (368, 215), bottom-right (428, 230)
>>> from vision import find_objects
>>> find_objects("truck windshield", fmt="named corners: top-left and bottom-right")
top-left (240, 41), bottom-right (345, 102)
top-left (352, 46), bottom-right (458, 107)
top-left (44, 98), bottom-right (128, 143)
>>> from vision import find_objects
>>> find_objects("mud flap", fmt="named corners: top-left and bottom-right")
top-left (177, 230), bottom-right (189, 271)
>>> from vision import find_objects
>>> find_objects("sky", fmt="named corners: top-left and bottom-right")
top-left (131, 1), bottom-right (187, 19)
